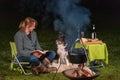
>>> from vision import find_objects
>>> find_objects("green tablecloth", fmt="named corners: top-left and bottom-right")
top-left (75, 42), bottom-right (108, 64)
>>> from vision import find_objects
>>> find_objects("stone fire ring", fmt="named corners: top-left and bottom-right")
top-left (62, 68), bottom-right (100, 80)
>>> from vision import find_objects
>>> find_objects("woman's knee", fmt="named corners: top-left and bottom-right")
top-left (47, 51), bottom-right (56, 61)
top-left (50, 51), bottom-right (56, 57)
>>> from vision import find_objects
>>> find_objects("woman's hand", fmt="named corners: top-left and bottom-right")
top-left (42, 50), bottom-right (48, 54)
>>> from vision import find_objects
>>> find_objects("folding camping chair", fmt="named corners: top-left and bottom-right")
top-left (10, 41), bottom-right (32, 75)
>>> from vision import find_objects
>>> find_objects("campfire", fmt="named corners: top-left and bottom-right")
top-left (62, 62), bottom-right (100, 80)
top-left (63, 67), bottom-right (100, 80)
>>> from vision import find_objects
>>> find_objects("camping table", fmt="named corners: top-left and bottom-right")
top-left (75, 42), bottom-right (108, 65)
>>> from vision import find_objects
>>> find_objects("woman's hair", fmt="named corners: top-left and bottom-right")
top-left (19, 17), bottom-right (38, 31)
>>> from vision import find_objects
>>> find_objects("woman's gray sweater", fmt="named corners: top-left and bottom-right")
top-left (14, 30), bottom-right (42, 57)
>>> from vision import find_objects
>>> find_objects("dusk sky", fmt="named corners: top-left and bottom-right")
top-left (1, 0), bottom-right (120, 13)
top-left (0, 0), bottom-right (120, 30)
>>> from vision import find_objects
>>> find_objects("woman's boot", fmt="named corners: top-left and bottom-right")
top-left (32, 64), bottom-right (41, 75)
top-left (42, 58), bottom-right (57, 73)
top-left (32, 63), bottom-right (57, 75)
top-left (38, 63), bottom-right (57, 73)
top-left (32, 63), bottom-right (48, 75)
top-left (42, 58), bottom-right (50, 68)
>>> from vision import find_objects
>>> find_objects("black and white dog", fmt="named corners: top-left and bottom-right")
top-left (56, 39), bottom-right (70, 66)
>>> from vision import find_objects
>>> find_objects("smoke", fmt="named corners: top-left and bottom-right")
top-left (45, 0), bottom-right (91, 49)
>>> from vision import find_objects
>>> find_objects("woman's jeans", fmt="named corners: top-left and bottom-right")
top-left (18, 51), bottom-right (56, 66)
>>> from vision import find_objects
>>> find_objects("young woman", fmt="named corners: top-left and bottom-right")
top-left (14, 17), bottom-right (57, 75)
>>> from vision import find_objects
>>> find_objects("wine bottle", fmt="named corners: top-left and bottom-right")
top-left (91, 24), bottom-right (96, 39)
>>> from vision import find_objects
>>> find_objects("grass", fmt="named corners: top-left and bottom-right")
top-left (0, 14), bottom-right (120, 80)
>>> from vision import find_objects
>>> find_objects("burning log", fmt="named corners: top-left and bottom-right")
top-left (72, 64), bottom-right (96, 78)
